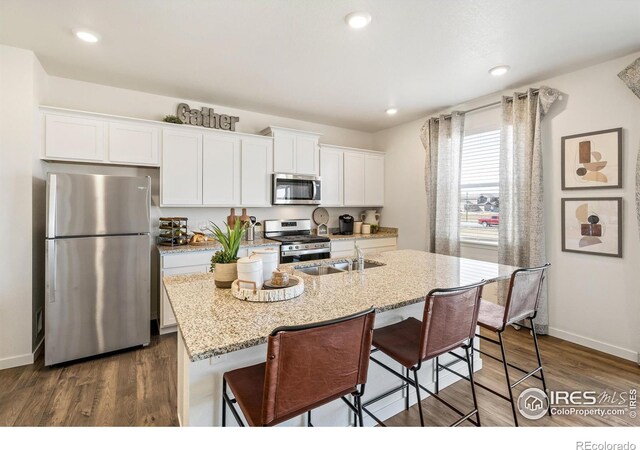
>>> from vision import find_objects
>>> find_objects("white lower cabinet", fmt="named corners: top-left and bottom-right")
top-left (330, 237), bottom-right (397, 258)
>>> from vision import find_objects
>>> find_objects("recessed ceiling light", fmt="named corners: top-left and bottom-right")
top-left (73, 29), bottom-right (100, 43)
top-left (385, 108), bottom-right (398, 115)
top-left (489, 65), bottom-right (510, 76)
top-left (345, 12), bottom-right (372, 29)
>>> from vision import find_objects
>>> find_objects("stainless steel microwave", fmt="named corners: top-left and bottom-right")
top-left (272, 174), bottom-right (321, 205)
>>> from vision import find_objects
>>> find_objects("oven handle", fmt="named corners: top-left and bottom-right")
top-left (281, 248), bottom-right (331, 257)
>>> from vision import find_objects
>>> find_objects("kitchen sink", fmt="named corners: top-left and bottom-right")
top-left (295, 259), bottom-right (386, 276)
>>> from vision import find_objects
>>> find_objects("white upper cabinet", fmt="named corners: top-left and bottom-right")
top-left (161, 129), bottom-right (203, 206)
top-left (108, 122), bottom-right (160, 166)
top-left (272, 131), bottom-right (296, 173)
top-left (241, 137), bottom-right (273, 206)
top-left (364, 153), bottom-right (385, 206)
top-left (262, 127), bottom-right (321, 176)
top-left (202, 134), bottom-right (241, 206)
top-left (319, 146), bottom-right (344, 206)
top-left (344, 151), bottom-right (366, 206)
top-left (42, 108), bottom-right (160, 167)
top-left (324, 145), bottom-right (385, 207)
top-left (45, 113), bottom-right (105, 162)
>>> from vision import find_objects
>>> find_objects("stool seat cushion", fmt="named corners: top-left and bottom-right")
top-left (224, 362), bottom-right (266, 426)
top-left (372, 317), bottom-right (422, 368)
top-left (477, 299), bottom-right (506, 331)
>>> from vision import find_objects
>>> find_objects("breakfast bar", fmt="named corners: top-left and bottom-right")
top-left (164, 249), bottom-right (519, 426)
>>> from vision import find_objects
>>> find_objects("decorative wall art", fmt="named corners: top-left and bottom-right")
top-left (561, 128), bottom-right (622, 190)
top-left (561, 197), bottom-right (622, 257)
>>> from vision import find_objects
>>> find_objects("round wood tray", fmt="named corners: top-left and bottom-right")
top-left (231, 276), bottom-right (304, 303)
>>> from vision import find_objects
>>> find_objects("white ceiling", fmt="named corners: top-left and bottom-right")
top-left (1, 0), bottom-right (639, 132)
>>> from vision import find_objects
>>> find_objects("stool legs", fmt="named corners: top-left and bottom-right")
top-left (222, 378), bottom-right (227, 427)
top-left (498, 332), bottom-right (519, 426)
top-left (465, 343), bottom-right (481, 426)
top-left (530, 318), bottom-right (552, 417)
top-left (435, 356), bottom-right (440, 394)
top-left (412, 368), bottom-right (425, 427)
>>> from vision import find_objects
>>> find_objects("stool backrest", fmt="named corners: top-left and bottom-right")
top-left (420, 281), bottom-right (484, 362)
top-left (504, 264), bottom-right (550, 326)
top-left (262, 308), bottom-right (375, 426)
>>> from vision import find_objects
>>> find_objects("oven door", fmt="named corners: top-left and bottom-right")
top-left (280, 247), bottom-right (331, 264)
top-left (272, 174), bottom-right (321, 205)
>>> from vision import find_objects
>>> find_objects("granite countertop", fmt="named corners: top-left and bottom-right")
top-left (163, 249), bottom-right (519, 362)
top-left (157, 238), bottom-right (280, 254)
top-left (327, 227), bottom-right (398, 241)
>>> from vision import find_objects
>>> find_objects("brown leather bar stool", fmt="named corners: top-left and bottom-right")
top-left (362, 281), bottom-right (485, 427)
top-left (471, 263), bottom-right (551, 426)
top-left (221, 308), bottom-right (375, 427)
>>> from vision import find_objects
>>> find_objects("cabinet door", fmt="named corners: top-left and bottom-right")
top-left (320, 147), bottom-right (344, 206)
top-left (295, 135), bottom-right (319, 175)
top-left (273, 131), bottom-right (296, 174)
top-left (45, 114), bottom-right (104, 162)
top-left (161, 129), bottom-right (203, 205)
top-left (202, 133), bottom-right (241, 206)
top-left (241, 137), bottom-right (273, 206)
top-left (161, 264), bottom-right (208, 328)
top-left (343, 151), bottom-right (365, 206)
top-left (108, 122), bottom-right (160, 166)
top-left (364, 153), bottom-right (385, 206)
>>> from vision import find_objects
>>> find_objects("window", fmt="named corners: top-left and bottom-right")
top-left (459, 129), bottom-right (500, 245)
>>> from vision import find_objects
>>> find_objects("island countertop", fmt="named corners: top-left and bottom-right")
top-left (163, 249), bottom-right (519, 362)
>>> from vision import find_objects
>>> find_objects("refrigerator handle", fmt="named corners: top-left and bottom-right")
top-left (46, 240), bottom-right (56, 303)
top-left (47, 174), bottom-right (57, 238)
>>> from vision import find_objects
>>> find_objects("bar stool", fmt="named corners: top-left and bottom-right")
top-left (363, 281), bottom-right (485, 427)
top-left (221, 308), bottom-right (375, 427)
top-left (472, 263), bottom-right (551, 426)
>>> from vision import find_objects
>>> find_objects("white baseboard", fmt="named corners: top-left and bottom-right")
top-left (548, 327), bottom-right (638, 363)
top-left (0, 338), bottom-right (45, 370)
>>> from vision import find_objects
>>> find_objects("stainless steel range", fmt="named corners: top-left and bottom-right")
top-left (264, 219), bottom-right (331, 263)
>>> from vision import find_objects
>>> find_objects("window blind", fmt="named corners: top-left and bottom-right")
top-left (460, 129), bottom-right (500, 244)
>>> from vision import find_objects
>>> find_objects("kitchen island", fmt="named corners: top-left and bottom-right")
top-left (163, 249), bottom-right (518, 426)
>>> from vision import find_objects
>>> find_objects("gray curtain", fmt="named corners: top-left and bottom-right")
top-left (499, 87), bottom-right (559, 334)
top-left (420, 112), bottom-right (465, 256)
top-left (617, 57), bottom-right (640, 245)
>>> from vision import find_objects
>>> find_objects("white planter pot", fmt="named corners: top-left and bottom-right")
top-left (214, 262), bottom-right (238, 289)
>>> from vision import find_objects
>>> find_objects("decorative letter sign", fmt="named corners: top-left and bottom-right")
top-left (176, 103), bottom-right (240, 131)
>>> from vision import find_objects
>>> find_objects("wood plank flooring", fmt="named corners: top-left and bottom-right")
top-left (384, 327), bottom-right (640, 427)
top-left (0, 326), bottom-right (637, 426)
top-left (0, 331), bottom-right (178, 426)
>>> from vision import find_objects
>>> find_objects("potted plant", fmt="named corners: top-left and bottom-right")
top-left (207, 220), bottom-right (246, 288)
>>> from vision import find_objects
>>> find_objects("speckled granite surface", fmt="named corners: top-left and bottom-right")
top-left (327, 227), bottom-right (398, 241)
top-left (163, 249), bottom-right (519, 362)
top-left (157, 238), bottom-right (280, 254)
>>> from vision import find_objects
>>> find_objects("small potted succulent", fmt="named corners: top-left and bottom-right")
top-left (207, 220), bottom-right (246, 288)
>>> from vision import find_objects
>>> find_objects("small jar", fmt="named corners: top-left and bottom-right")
top-left (271, 270), bottom-right (290, 287)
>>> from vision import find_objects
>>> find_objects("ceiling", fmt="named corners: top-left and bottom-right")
top-left (1, 0), bottom-right (639, 132)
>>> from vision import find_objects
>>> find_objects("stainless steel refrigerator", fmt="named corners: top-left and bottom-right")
top-left (45, 173), bottom-right (151, 366)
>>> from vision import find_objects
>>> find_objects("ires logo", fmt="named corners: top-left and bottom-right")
top-left (550, 390), bottom-right (629, 406)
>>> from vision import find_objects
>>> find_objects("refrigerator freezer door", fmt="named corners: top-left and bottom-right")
top-left (47, 173), bottom-right (150, 238)
top-left (45, 235), bottom-right (150, 366)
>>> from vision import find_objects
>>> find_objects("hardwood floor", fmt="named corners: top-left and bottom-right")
top-left (0, 331), bottom-right (178, 426)
top-left (0, 326), bottom-right (637, 426)
top-left (384, 327), bottom-right (640, 427)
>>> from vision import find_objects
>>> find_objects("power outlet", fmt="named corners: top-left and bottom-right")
top-left (36, 308), bottom-right (43, 334)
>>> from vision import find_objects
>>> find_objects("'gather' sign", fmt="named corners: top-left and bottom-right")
top-left (176, 103), bottom-right (240, 131)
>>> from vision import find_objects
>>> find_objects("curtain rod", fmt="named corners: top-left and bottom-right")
top-left (432, 88), bottom-right (540, 122)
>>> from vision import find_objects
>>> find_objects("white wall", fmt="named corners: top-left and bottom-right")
top-left (374, 52), bottom-right (640, 362)
top-left (0, 45), bottom-right (44, 368)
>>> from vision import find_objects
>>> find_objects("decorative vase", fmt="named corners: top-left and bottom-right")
top-left (214, 262), bottom-right (237, 289)
top-left (361, 209), bottom-right (381, 226)
top-left (227, 208), bottom-right (237, 228)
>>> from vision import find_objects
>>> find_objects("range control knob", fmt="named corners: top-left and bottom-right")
top-left (295, 245), bottom-right (299, 250)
